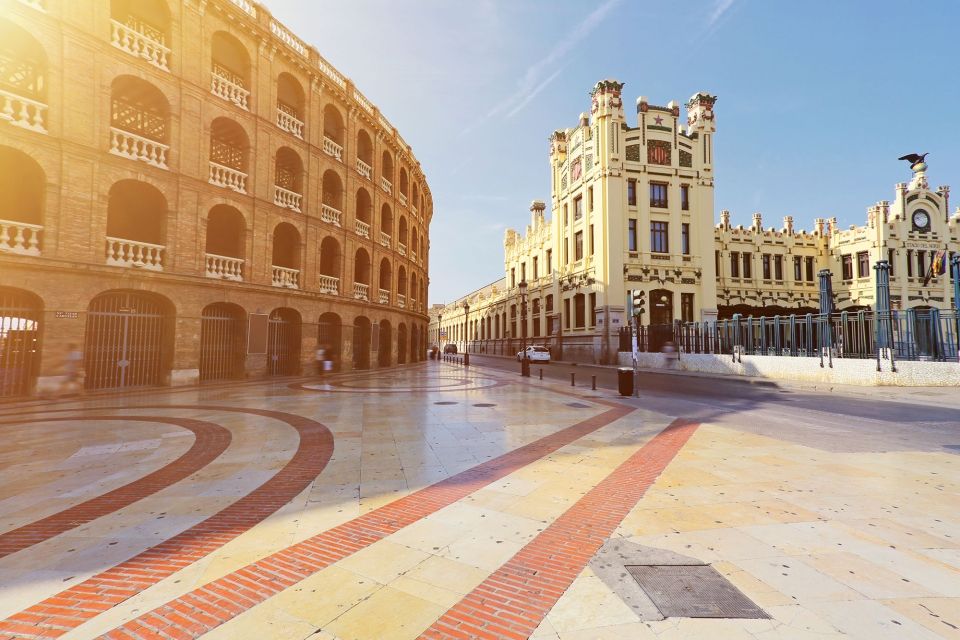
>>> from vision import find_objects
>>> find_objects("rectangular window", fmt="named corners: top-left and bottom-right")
top-left (887, 249), bottom-right (894, 277)
top-left (917, 250), bottom-right (926, 276)
top-left (563, 204), bottom-right (568, 227)
top-left (681, 223), bottom-right (690, 255)
top-left (774, 255), bottom-right (783, 281)
top-left (650, 221), bottom-right (669, 254)
top-left (574, 231), bottom-right (583, 261)
top-left (588, 186), bottom-right (594, 211)
top-left (805, 256), bottom-right (815, 282)
top-left (842, 254), bottom-right (853, 280)
top-left (546, 294), bottom-right (553, 312)
top-left (511, 267), bottom-right (516, 288)
top-left (563, 237), bottom-right (568, 264)
top-left (589, 224), bottom-right (595, 255)
top-left (793, 256), bottom-right (802, 281)
top-left (742, 252), bottom-right (752, 279)
top-left (521, 262), bottom-right (526, 283)
top-left (650, 182), bottom-right (668, 208)
top-left (563, 298), bottom-right (570, 329)
top-left (628, 219), bottom-right (637, 252)
top-left (589, 292), bottom-right (597, 327)
top-left (857, 251), bottom-right (870, 278)
top-left (574, 195), bottom-right (583, 221)
top-left (627, 179), bottom-right (636, 206)
top-left (907, 249), bottom-right (913, 277)
top-left (533, 256), bottom-right (538, 280)
top-left (715, 250), bottom-right (721, 274)
top-left (681, 185), bottom-right (689, 211)
top-left (546, 249), bottom-right (552, 275)
top-left (574, 294), bottom-right (585, 328)
top-left (762, 254), bottom-right (771, 280)
top-left (731, 251), bottom-right (740, 278)
top-left (681, 293), bottom-right (694, 323)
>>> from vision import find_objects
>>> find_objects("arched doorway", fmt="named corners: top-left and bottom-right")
top-left (397, 323), bottom-right (407, 364)
top-left (353, 316), bottom-right (370, 369)
top-left (378, 320), bottom-right (392, 367)
top-left (200, 302), bottom-right (245, 381)
top-left (85, 291), bottom-right (171, 389)
top-left (318, 312), bottom-right (342, 371)
top-left (0, 288), bottom-right (42, 397)
top-left (267, 307), bottom-right (300, 375)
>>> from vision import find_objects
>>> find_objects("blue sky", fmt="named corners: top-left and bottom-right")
top-left (266, 0), bottom-right (960, 304)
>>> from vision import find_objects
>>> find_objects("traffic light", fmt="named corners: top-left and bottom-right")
top-left (632, 290), bottom-right (645, 316)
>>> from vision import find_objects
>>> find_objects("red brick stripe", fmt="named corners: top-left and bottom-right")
top-left (96, 403), bottom-right (635, 640)
top-left (0, 416), bottom-right (231, 560)
top-left (0, 406), bottom-right (334, 640)
top-left (419, 418), bottom-right (699, 640)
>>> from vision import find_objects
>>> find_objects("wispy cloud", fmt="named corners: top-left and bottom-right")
top-left (459, 0), bottom-right (622, 136)
top-left (707, 0), bottom-right (736, 29)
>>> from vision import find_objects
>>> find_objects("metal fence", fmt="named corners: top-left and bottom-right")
top-left (620, 309), bottom-right (960, 363)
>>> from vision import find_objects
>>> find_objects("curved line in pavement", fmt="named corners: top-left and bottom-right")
top-left (0, 416), bottom-right (231, 560)
top-left (0, 406), bottom-right (334, 640)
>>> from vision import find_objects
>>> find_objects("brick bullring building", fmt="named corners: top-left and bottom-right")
top-left (0, 0), bottom-right (432, 396)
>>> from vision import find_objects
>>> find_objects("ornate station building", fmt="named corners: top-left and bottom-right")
top-left (430, 79), bottom-right (959, 364)
top-left (0, 0), bottom-right (432, 397)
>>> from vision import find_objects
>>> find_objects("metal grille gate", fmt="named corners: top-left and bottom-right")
top-left (85, 292), bottom-right (166, 390)
top-left (267, 309), bottom-right (299, 376)
top-left (200, 304), bottom-right (245, 381)
top-left (0, 289), bottom-right (41, 397)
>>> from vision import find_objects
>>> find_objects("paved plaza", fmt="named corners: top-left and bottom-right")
top-left (0, 362), bottom-right (957, 640)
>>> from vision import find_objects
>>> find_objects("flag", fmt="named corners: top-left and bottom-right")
top-left (923, 250), bottom-right (947, 286)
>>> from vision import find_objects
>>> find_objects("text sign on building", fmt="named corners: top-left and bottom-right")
top-left (55, 311), bottom-right (79, 319)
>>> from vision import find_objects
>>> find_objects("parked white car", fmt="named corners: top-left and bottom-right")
top-left (516, 346), bottom-right (551, 362)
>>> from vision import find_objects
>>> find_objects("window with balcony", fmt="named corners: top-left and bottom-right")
top-left (0, 146), bottom-right (45, 256)
top-left (323, 104), bottom-right (345, 161)
top-left (378, 258), bottom-right (392, 305)
top-left (650, 182), bottom-right (668, 208)
top-left (356, 128), bottom-right (373, 179)
top-left (381, 150), bottom-right (394, 194)
top-left (105, 180), bottom-right (166, 271)
top-left (204, 205), bottom-right (245, 281)
top-left (318, 236), bottom-right (341, 294)
top-left (397, 265), bottom-right (407, 307)
top-left (109, 0), bottom-right (170, 71)
top-left (650, 221), bottom-right (669, 254)
top-left (276, 72), bottom-right (305, 139)
top-left (321, 170), bottom-right (344, 226)
top-left (628, 219), bottom-right (637, 252)
top-left (211, 31), bottom-right (251, 110)
top-left (271, 222), bottom-right (301, 288)
top-left (208, 117), bottom-right (249, 193)
top-left (398, 216), bottom-right (408, 256)
top-left (0, 20), bottom-right (49, 132)
top-left (274, 147), bottom-right (303, 212)
top-left (353, 248), bottom-right (371, 300)
top-left (354, 187), bottom-right (372, 238)
top-left (399, 168), bottom-right (409, 205)
top-left (110, 76), bottom-right (169, 168)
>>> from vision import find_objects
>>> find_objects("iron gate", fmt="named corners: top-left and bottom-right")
top-left (85, 291), bottom-right (167, 390)
top-left (200, 303), bottom-right (245, 381)
top-left (0, 288), bottom-right (41, 397)
top-left (267, 309), bottom-right (299, 376)
top-left (317, 316), bottom-right (341, 371)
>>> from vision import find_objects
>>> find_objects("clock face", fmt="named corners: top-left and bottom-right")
top-left (912, 210), bottom-right (930, 229)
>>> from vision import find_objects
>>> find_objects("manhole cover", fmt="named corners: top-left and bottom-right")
top-left (473, 403), bottom-right (496, 407)
top-left (433, 401), bottom-right (458, 405)
top-left (566, 402), bottom-right (591, 408)
top-left (626, 565), bottom-right (768, 619)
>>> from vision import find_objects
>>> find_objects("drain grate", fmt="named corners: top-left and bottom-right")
top-left (433, 401), bottom-right (458, 405)
top-left (626, 565), bottom-right (768, 619)
top-left (566, 402), bottom-right (591, 408)
top-left (473, 403), bottom-right (496, 407)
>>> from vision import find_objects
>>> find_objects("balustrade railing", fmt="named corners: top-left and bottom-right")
top-left (209, 161), bottom-right (247, 193)
top-left (318, 274), bottom-right (339, 295)
top-left (355, 219), bottom-right (370, 238)
top-left (0, 219), bottom-right (42, 256)
top-left (110, 20), bottom-right (170, 71)
top-left (105, 237), bottom-right (164, 271)
top-left (110, 127), bottom-right (169, 168)
top-left (353, 282), bottom-right (369, 301)
top-left (321, 204), bottom-right (342, 227)
top-left (399, 193), bottom-right (408, 206)
top-left (271, 265), bottom-right (300, 289)
top-left (205, 253), bottom-right (243, 281)
top-left (398, 243), bottom-right (407, 257)
top-left (228, 0), bottom-right (256, 18)
top-left (211, 72), bottom-right (249, 109)
top-left (398, 294), bottom-right (406, 308)
top-left (270, 20), bottom-right (307, 57)
top-left (323, 136), bottom-right (343, 161)
top-left (0, 89), bottom-right (47, 133)
top-left (379, 288), bottom-right (390, 305)
top-left (380, 232), bottom-right (391, 248)
top-left (356, 158), bottom-right (372, 179)
top-left (276, 107), bottom-right (304, 138)
top-left (18, 0), bottom-right (46, 11)
top-left (274, 185), bottom-right (302, 212)
top-left (381, 177), bottom-right (393, 195)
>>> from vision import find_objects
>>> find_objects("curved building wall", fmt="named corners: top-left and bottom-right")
top-left (0, 0), bottom-right (433, 394)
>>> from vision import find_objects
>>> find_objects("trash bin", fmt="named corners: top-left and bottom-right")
top-left (617, 367), bottom-right (633, 396)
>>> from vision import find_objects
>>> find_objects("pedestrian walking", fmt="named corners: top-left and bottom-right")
top-left (315, 343), bottom-right (331, 376)
top-left (59, 343), bottom-right (83, 396)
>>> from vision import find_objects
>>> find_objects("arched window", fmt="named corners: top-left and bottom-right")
top-left (0, 146), bottom-right (45, 255)
top-left (274, 147), bottom-right (304, 212)
top-left (319, 236), bottom-right (341, 295)
top-left (276, 72), bottom-right (305, 138)
top-left (356, 129), bottom-right (373, 178)
top-left (380, 150), bottom-right (394, 194)
top-left (211, 31), bottom-right (251, 109)
top-left (397, 265), bottom-right (407, 308)
top-left (354, 187), bottom-right (372, 238)
top-left (353, 248), bottom-right (371, 301)
top-left (105, 180), bottom-right (166, 270)
top-left (398, 216), bottom-right (408, 255)
top-left (322, 104), bottom-right (345, 160)
top-left (321, 170), bottom-right (344, 226)
top-left (399, 168), bottom-right (409, 202)
top-left (110, 75), bottom-right (169, 168)
top-left (109, 0), bottom-right (170, 71)
top-left (204, 204), bottom-right (245, 281)
top-left (0, 20), bottom-right (48, 132)
top-left (378, 258), bottom-right (392, 305)
top-left (271, 222), bottom-right (301, 288)
top-left (208, 117), bottom-right (249, 192)
top-left (380, 203), bottom-right (393, 246)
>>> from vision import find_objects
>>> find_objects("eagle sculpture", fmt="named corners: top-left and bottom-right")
top-left (898, 152), bottom-right (928, 166)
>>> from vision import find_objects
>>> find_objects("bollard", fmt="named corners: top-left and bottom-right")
top-left (570, 372), bottom-right (575, 386)
top-left (539, 368), bottom-right (543, 380)
top-left (591, 375), bottom-right (596, 390)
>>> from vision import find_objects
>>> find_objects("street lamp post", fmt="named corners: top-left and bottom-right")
top-left (463, 302), bottom-right (470, 366)
top-left (436, 312), bottom-right (442, 361)
top-left (519, 280), bottom-right (530, 377)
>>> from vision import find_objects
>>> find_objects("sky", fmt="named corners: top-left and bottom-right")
top-left (266, 0), bottom-right (960, 305)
